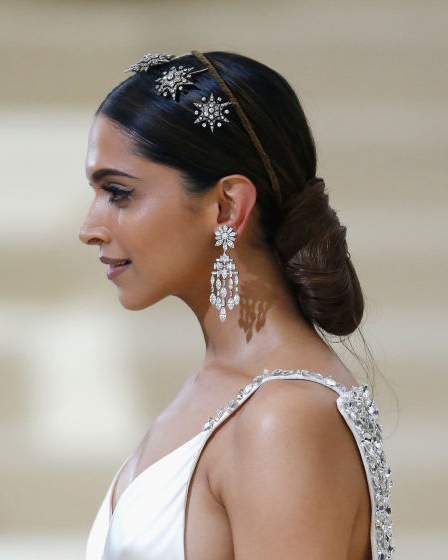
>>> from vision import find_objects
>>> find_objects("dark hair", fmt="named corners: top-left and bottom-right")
top-left (96, 51), bottom-right (364, 337)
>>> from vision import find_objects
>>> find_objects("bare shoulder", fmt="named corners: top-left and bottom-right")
top-left (236, 377), bottom-right (353, 450)
top-left (218, 378), bottom-right (369, 558)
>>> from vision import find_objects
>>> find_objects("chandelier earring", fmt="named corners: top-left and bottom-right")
top-left (209, 225), bottom-right (240, 322)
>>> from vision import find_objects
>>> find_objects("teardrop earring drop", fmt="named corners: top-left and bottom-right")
top-left (209, 225), bottom-right (240, 322)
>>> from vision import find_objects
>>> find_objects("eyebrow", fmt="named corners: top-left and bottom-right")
top-left (88, 167), bottom-right (141, 184)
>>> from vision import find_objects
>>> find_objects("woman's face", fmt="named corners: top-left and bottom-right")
top-left (80, 115), bottom-right (214, 310)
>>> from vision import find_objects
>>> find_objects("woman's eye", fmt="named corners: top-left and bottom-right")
top-left (101, 184), bottom-right (134, 204)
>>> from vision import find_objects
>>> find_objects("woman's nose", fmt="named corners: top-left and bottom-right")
top-left (78, 211), bottom-right (111, 246)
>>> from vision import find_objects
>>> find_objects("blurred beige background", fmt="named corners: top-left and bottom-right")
top-left (1, 1), bottom-right (447, 558)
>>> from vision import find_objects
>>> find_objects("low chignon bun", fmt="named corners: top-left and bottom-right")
top-left (274, 178), bottom-right (364, 336)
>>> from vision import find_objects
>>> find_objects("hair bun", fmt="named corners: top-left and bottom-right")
top-left (274, 177), bottom-right (364, 336)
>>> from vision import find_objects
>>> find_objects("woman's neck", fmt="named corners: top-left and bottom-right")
top-left (183, 243), bottom-right (325, 372)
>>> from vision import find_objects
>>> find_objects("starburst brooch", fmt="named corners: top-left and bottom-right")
top-left (194, 93), bottom-right (232, 132)
top-left (123, 51), bottom-right (233, 133)
top-left (124, 52), bottom-right (175, 73)
top-left (215, 224), bottom-right (236, 251)
top-left (155, 65), bottom-right (206, 101)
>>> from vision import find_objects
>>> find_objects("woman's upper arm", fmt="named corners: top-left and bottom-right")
top-left (220, 381), bottom-right (366, 559)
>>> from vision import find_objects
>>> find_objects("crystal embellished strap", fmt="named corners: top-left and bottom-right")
top-left (202, 368), bottom-right (347, 432)
top-left (337, 386), bottom-right (395, 559)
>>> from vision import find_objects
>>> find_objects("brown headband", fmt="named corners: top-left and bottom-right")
top-left (191, 50), bottom-right (282, 208)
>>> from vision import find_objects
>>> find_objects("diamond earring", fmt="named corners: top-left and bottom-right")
top-left (210, 225), bottom-right (240, 322)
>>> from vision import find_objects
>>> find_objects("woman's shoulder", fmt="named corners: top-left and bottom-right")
top-left (209, 368), bottom-right (369, 494)
top-left (209, 372), bottom-right (371, 557)
top-left (233, 373), bottom-right (359, 458)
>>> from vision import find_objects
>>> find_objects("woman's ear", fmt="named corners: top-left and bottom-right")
top-left (215, 174), bottom-right (257, 239)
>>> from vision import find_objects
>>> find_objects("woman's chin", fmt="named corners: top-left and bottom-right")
top-left (118, 290), bottom-right (150, 311)
top-left (117, 291), bottom-right (153, 311)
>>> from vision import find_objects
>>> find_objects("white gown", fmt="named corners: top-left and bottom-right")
top-left (86, 368), bottom-right (395, 560)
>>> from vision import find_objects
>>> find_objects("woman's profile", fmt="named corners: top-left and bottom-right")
top-left (79, 50), bottom-right (394, 559)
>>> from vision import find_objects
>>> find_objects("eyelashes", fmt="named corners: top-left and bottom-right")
top-left (101, 183), bottom-right (134, 204)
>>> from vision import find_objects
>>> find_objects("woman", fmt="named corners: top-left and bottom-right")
top-left (79, 50), bottom-right (394, 559)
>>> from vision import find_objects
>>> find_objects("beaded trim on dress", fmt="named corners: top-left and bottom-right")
top-left (202, 368), bottom-right (395, 560)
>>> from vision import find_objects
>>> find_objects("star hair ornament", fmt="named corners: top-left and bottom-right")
top-left (194, 93), bottom-right (231, 132)
top-left (124, 52), bottom-right (175, 73)
top-left (123, 50), bottom-right (232, 132)
top-left (155, 65), bottom-right (207, 101)
top-left (124, 51), bottom-right (207, 101)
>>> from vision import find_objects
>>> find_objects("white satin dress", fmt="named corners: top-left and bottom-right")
top-left (85, 368), bottom-right (395, 560)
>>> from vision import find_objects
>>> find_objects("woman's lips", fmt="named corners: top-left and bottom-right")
top-left (99, 256), bottom-right (132, 280)
top-left (107, 261), bottom-right (131, 280)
